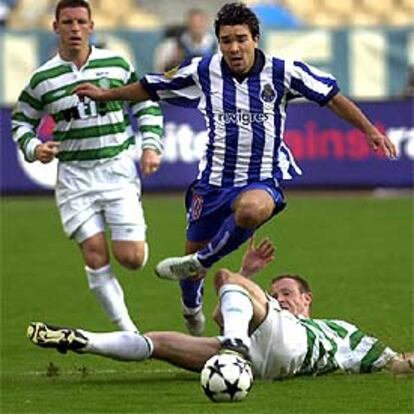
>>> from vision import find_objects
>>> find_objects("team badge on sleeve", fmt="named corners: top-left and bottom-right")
top-left (164, 66), bottom-right (179, 79)
top-left (261, 84), bottom-right (277, 103)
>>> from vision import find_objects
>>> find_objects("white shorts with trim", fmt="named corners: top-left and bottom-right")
top-left (249, 297), bottom-right (308, 380)
top-left (55, 155), bottom-right (146, 243)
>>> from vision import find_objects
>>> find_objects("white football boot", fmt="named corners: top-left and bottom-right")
top-left (155, 253), bottom-right (205, 281)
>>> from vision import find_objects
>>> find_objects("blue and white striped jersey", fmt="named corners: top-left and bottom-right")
top-left (141, 49), bottom-right (339, 187)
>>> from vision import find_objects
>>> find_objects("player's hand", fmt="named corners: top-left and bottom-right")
top-left (74, 83), bottom-right (108, 101)
top-left (239, 235), bottom-right (275, 279)
top-left (366, 127), bottom-right (397, 159)
top-left (386, 353), bottom-right (414, 375)
top-left (140, 148), bottom-right (161, 176)
top-left (35, 141), bottom-right (60, 163)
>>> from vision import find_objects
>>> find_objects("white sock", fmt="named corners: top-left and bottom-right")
top-left (219, 284), bottom-right (253, 347)
top-left (79, 330), bottom-right (153, 361)
top-left (85, 264), bottom-right (138, 332)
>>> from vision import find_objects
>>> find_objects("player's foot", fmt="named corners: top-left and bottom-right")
top-left (155, 254), bottom-right (205, 281)
top-left (386, 353), bottom-right (414, 375)
top-left (220, 337), bottom-right (250, 360)
top-left (183, 308), bottom-right (206, 336)
top-left (27, 322), bottom-right (88, 354)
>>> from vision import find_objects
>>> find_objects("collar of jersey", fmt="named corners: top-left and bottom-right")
top-left (56, 45), bottom-right (96, 69)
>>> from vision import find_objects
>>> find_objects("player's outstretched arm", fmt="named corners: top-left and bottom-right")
top-left (239, 235), bottom-right (275, 278)
top-left (326, 93), bottom-right (397, 159)
top-left (385, 353), bottom-right (414, 375)
top-left (74, 82), bottom-right (150, 103)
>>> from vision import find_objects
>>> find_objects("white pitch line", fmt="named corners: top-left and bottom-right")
top-left (19, 367), bottom-right (184, 376)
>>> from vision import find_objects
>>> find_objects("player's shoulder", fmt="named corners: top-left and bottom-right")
top-left (256, 50), bottom-right (294, 76)
top-left (90, 47), bottom-right (132, 68)
top-left (316, 318), bottom-right (359, 334)
top-left (28, 54), bottom-right (64, 89)
top-left (266, 53), bottom-right (294, 67)
top-left (35, 54), bottom-right (62, 72)
top-left (161, 55), bottom-right (208, 80)
top-left (179, 55), bottom-right (206, 71)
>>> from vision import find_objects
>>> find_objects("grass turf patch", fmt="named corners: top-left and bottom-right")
top-left (1, 193), bottom-right (413, 413)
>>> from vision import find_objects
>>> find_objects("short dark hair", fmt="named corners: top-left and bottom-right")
top-left (214, 2), bottom-right (260, 39)
top-left (271, 274), bottom-right (312, 294)
top-left (55, 0), bottom-right (92, 21)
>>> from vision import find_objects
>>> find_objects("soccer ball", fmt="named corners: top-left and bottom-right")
top-left (200, 353), bottom-right (253, 402)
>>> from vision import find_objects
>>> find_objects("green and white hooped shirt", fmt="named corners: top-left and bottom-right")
top-left (12, 47), bottom-right (163, 164)
top-left (297, 317), bottom-right (396, 376)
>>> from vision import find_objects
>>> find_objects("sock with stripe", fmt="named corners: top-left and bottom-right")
top-left (179, 278), bottom-right (204, 311)
top-left (196, 215), bottom-right (254, 268)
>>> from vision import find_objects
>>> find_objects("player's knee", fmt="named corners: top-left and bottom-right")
top-left (116, 252), bottom-right (144, 270)
top-left (235, 202), bottom-right (269, 228)
top-left (115, 243), bottom-right (148, 270)
top-left (214, 268), bottom-right (234, 290)
top-left (82, 247), bottom-right (110, 269)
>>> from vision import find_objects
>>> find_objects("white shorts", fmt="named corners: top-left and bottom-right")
top-left (249, 296), bottom-right (308, 380)
top-left (55, 155), bottom-right (146, 243)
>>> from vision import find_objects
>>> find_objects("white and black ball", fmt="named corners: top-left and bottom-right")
top-left (200, 353), bottom-right (253, 403)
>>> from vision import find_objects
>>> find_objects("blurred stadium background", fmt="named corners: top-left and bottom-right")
top-left (0, 0), bottom-right (413, 193)
top-left (1, 1), bottom-right (413, 413)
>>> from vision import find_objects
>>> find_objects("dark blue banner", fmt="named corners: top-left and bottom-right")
top-left (1, 99), bottom-right (413, 194)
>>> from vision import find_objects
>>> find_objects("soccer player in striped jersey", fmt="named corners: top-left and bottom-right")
top-left (27, 237), bottom-right (413, 379)
top-left (12, 0), bottom-right (164, 333)
top-left (74, 2), bottom-right (397, 336)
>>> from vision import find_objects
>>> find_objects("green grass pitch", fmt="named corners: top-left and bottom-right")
top-left (1, 193), bottom-right (413, 413)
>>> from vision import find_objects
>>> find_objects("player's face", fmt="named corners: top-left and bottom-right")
top-left (270, 278), bottom-right (312, 318)
top-left (53, 7), bottom-right (93, 54)
top-left (218, 24), bottom-right (259, 76)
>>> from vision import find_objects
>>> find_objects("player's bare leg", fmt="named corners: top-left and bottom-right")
top-left (155, 189), bottom-right (275, 280)
top-left (147, 332), bottom-right (220, 371)
top-left (27, 322), bottom-right (220, 371)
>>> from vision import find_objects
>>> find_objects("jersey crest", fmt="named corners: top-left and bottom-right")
top-left (261, 83), bottom-right (277, 103)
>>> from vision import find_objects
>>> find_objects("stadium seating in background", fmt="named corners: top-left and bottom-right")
top-left (6, 0), bottom-right (161, 29)
top-left (94, 0), bottom-right (160, 29)
top-left (362, 0), bottom-right (395, 17)
top-left (309, 10), bottom-right (346, 28)
top-left (282, 0), bottom-right (319, 24)
top-left (400, 0), bottom-right (414, 12)
top-left (386, 8), bottom-right (414, 26)
top-left (0, 0), bottom-right (16, 27)
top-left (249, 2), bottom-right (303, 28)
top-left (7, 0), bottom-right (52, 29)
top-left (4, 0), bottom-right (414, 31)
top-left (266, 0), bottom-right (413, 27)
